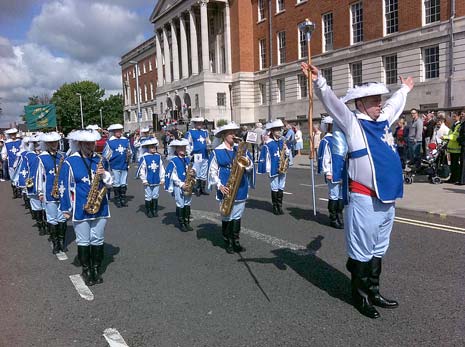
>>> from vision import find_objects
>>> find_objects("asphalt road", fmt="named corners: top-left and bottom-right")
top-left (1, 165), bottom-right (464, 347)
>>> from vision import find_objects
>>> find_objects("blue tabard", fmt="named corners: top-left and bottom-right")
top-left (16, 152), bottom-right (30, 188)
top-left (58, 153), bottom-right (110, 221)
top-left (258, 138), bottom-right (285, 177)
top-left (26, 152), bottom-right (40, 195)
top-left (164, 156), bottom-right (190, 191)
top-left (136, 153), bottom-right (162, 185)
top-left (4, 140), bottom-right (22, 168)
top-left (358, 119), bottom-right (403, 202)
top-left (317, 133), bottom-right (347, 183)
top-left (186, 129), bottom-right (209, 158)
top-left (104, 137), bottom-right (130, 170)
top-left (38, 152), bottom-right (66, 202)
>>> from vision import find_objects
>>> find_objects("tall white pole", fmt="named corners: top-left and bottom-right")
top-left (100, 108), bottom-right (103, 129)
top-left (76, 93), bottom-right (84, 129)
top-left (130, 61), bottom-right (142, 133)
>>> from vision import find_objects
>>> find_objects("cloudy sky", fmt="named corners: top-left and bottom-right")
top-left (0, 0), bottom-right (157, 127)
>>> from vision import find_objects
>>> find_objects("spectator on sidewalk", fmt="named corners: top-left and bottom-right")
top-left (457, 110), bottom-right (465, 185)
top-left (394, 118), bottom-right (407, 168)
top-left (408, 109), bottom-right (423, 167)
top-left (313, 125), bottom-right (322, 161)
top-left (442, 112), bottom-right (462, 183)
top-left (294, 124), bottom-right (303, 156)
top-left (432, 113), bottom-right (449, 145)
top-left (252, 122), bottom-right (265, 162)
top-left (423, 112), bottom-right (436, 152)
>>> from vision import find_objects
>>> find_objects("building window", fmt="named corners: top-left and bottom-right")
top-left (277, 79), bottom-right (285, 103)
top-left (139, 88), bottom-right (142, 103)
top-left (133, 68), bottom-right (136, 78)
top-left (259, 83), bottom-right (266, 105)
top-left (258, 0), bottom-right (265, 21)
top-left (276, 0), bottom-right (284, 13)
top-left (385, 0), bottom-right (398, 34)
top-left (195, 94), bottom-right (199, 109)
top-left (296, 0), bottom-right (306, 4)
top-left (322, 13), bottom-right (333, 52)
top-left (150, 82), bottom-right (154, 100)
top-left (277, 31), bottom-right (286, 65)
top-left (351, 2), bottom-right (363, 44)
top-left (423, 46), bottom-right (439, 79)
top-left (298, 75), bottom-right (308, 99)
top-left (384, 55), bottom-right (398, 85)
top-left (217, 92), bottom-right (226, 106)
top-left (259, 38), bottom-right (266, 70)
top-left (149, 60), bottom-right (153, 71)
top-left (351, 61), bottom-right (363, 87)
top-left (143, 63), bottom-right (146, 74)
top-left (424, 0), bottom-right (440, 24)
top-left (321, 68), bottom-right (333, 88)
top-left (298, 26), bottom-right (308, 59)
top-left (133, 88), bottom-right (137, 104)
top-left (144, 84), bottom-right (148, 102)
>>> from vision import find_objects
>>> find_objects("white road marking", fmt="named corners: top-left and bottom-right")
top-left (103, 328), bottom-right (129, 347)
top-left (49, 243), bottom-right (68, 260)
top-left (69, 274), bottom-right (94, 301)
top-left (394, 216), bottom-right (465, 232)
top-left (300, 183), bottom-right (327, 188)
top-left (283, 192), bottom-right (293, 195)
top-left (319, 198), bottom-right (329, 201)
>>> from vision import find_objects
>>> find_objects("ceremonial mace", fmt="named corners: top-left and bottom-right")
top-left (299, 19), bottom-right (317, 216)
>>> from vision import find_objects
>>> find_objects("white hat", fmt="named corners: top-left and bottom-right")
top-left (30, 132), bottom-right (43, 142)
top-left (141, 138), bottom-right (159, 146)
top-left (169, 138), bottom-right (189, 147)
top-left (108, 124), bottom-right (124, 131)
top-left (40, 131), bottom-right (61, 142)
top-left (340, 82), bottom-right (390, 103)
top-left (86, 124), bottom-right (100, 130)
top-left (5, 128), bottom-right (18, 134)
top-left (213, 122), bottom-right (240, 138)
top-left (67, 129), bottom-right (101, 142)
top-left (191, 117), bottom-right (204, 123)
top-left (140, 127), bottom-right (150, 133)
top-left (321, 116), bottom-right (333, 124)
top-left (265, 119), bottom-right (285, 130)
top-left (22, 136), bottom-right (31, 143)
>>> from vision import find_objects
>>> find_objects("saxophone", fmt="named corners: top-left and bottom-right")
top-left (51, 156), bottom-right (65, 199)
top-left (278, 137), bottom-right (289, 174)
top-left (84, 154), bottom-right (107, 214)
top-left (26, 177), bottom-right (34, 188)
top-left (183, 161), bottom-right (196, 197)
top-left (220, 138), bottom-right (251, 216)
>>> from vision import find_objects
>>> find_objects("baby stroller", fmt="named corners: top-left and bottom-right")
top-left (403, 142), bottom-right (450, 184)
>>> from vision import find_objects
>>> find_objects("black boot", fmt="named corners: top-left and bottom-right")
top-left (328, 200), bottom-right (343, 229)
top-left (59, 222), bottom-right (68, 252)
top-left (277, 190), bottom-right (285, 215)
top-left (200, 180), bottom-right (209, 195)
top-left (222, 221), bottom-right (234, 254)
top-left (120, 185), bottom-right (128, 207)
top-left (151, 199), bottom-right (158, 217)
top-left (15, 187), bottom-right (22, 199)
top-left (177, 207), bottom-right (188, 232)
top-left (337, 199), bottom-right (345, 228)
top-left (114, 187), bottom-right (122, 208)
top-left (271, 191), bottom-right (279, 215)
top-left (77, 246), bottom-right (93, 286)
top-left (145, 200), bottom-right (153, 218)
top-left (50, 224), bottom-right (60, 254)
top-left (38, 210), bottom-right (47, 235)
top-left (231, 219), bottom-right (246, 252)
top-left (184, 206), bottom-right (194, 231)
top-left (368, 257), bottom-right (398, 308)
top-left (31, 210), bottom-right (38, 221)
top-left (11, 185), bottom-right (17, 199)
top-left (346, 258), bottom-right (380, 319)
top-left (195, 180), bottom-right (201, 197)
top-left (90, 245), bottom-right (104, 284)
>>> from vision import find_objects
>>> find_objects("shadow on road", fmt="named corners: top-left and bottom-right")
top-left (246, 198), bottom-right (273, 213)
top-left (135, 203), bottom-right (166, 215)
top-left (443, 187), bottom-right (465, 194)
top-left (196, 222), bottom-right (225, 249)
top-left (286, 206), bottom-right (330, 226)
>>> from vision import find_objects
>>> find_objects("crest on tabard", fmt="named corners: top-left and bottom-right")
top-left (116, 144), bottom-right (125, 154)
top-left (20, 169), bottom-right (28, 177)
top-left (197, 136), bottom-right (206, 144)
top-left (58, 182), bottom-right (66, 198)
top-left (10, 146), bottom-right (18, 154)
top-left (381, 126), bottom-right (396, 152)
top-left (149, 160), bottom-right (159, 172)
top-left (82, 176), bottom-right (90, 184)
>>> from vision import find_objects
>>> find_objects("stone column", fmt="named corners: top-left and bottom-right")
top-left (179, 15), bottom-right (189, 79)
top-left (189, 9), bottom-right (199, 75)
top-left (163, 26), bottom-right (172, 83)
top-left (171, 19), bottom-right (180, 81)
top-left (224, 2), bottom-right (232, 74)
top-left (199, 0), bottom-right (210, 72)
top-left (155, 30), bottom-right (164, 86)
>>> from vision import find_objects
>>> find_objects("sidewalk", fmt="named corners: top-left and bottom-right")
top-left (291, 154), bottom-right (465, 219)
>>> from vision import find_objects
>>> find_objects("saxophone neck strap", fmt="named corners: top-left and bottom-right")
top-left (79, 151), bottom-right (94, 179)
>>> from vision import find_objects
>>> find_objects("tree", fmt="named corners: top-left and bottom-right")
top-left (100, 94), bottom-right (123, 128)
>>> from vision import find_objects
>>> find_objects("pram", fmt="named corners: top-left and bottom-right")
top-left (403, 142), bottom-right (450, 184)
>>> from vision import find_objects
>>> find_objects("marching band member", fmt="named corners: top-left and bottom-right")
top-left (135, 138), bottom-right (165, 218)
top-left (134, 127), bottom-right (152, 162)
top-left (317, 117), bottom-right (348, 229)
top-left (103, 124), bottom-right (132, 208)
top-left (302, 62), bottom-right (414, 318)
top-left (185, 117), bottom-right (211, 196)
top-left (164, 139), bottom-right (194, 232)
top-left (13, 136), bottom-right (31, 210)
top-left (37, 132), bottom-right (67, 254)
top-left (208, 122), bottom-right (255, 253)
top-left (59, 129), bottom-right (113, 286)
top-left (258, 119), bottom-right (291, 215)
top-left (1, 128), bottom-right (23, 199)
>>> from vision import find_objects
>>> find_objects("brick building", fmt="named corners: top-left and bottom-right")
top-left (122, 0), bottom-right (465, 130)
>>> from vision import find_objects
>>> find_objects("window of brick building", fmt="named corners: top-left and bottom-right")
top-left (258, 0), bottom-right (265, 21)
top-left (351, 2), bottom-right (363, 44)
top-left (276, 0), bottom-right (285, 13)
top-left (298, 75), bottom-right (308, 99)
top-left (133, 88), bottom-right (137, 104)
top-left (143, 63), bottom-right (146, 74)
top-left (259, 39), bottom-right (266, 70)
top-left (277, 31), bottom-right (286, 65)
top-left (384, 55), bottom-right (398, 85)
top-left (322, 13), bottom-right (333, 52)
top-left (144, 84), bottom-right (147, 101)
top-left (384, 0), bottom-right (398, 34)
top-left (149, 60), bottom-right (153, 71)
top-left (217, 92), bottom-right (226, 106)
top-left (424, 0), bottom-right (440, 25)
top-left (321, 68), bottom-right (333, 88)
top-left (298, 26), bottom-right (308, 59)
top-left (259, 83), bottom-right (266, 105)
top-left (150, 82), bottom-right (154, 100)
top-left (277, 79), bottom-right (285, 103)
top-left (195, 94), bottom-right (199, 109)
top-left (423, 46), bottom-right (439, 79)
top-left (351, 62), bottom-right (363, 87)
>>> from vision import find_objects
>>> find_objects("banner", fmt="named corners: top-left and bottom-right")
top-left (24, 104), bottom-right (57, 130)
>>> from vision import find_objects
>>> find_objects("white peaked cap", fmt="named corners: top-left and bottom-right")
top-left (5, 128), bottom-right (18, 134)
top-left (169, 138), bottom-right (190, 147)
top-left (213, 122), bottom-right (240, 138)
top-left (67, 129), bottom-right (101, 142)
top-left (22, 136), bottom-right (31, 143)
top-left (86, 124), bottom-right (100, 130)
top-left (40, 131), bottom-right (62, 142)
top-left (108, 124), bottom-right (124, 131)
top-left (140, 127), bottom-right (150, 133)
top-left (340, 82), bottom-right (390, 103)
top-left (321, 116), bottom-right (333, 124)
top-left (191, 117), bottom-right (204, 123)
top-left (265, 119), bottom-right (285, 130)
top-left (141, 138), bottom-right (159, 146)
top-left (30, 132), bottom-right (43, 142)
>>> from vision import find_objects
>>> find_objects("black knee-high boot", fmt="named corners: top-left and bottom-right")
top-left (50, 224), bottom-right (60, 254)
top-left (277, 190), bottom-right (284, 215)
top-left (222, 220), bottom-right (234, 254)
top-left (151, 199), bottom-right (158, 217)
top-left (328, 200), bottom-right (343, 229)
top-left (194, 180), bottom-right (201, 197)
top-left (57, 222), bottom-right (67, 252)
top-left (11, 185), bottom-right (17, 199)
top-left (177, 207), bottom-right (188, 232)
top-left (271, 191), bottom-right (279, 215)
top-left (368, 257), bottom-right (398, 308)
top-left (113, 187), bottom-right (122, 208)
top-left (38, 210), bottom-right (47, 235)
top-left (145, 200), bottom-right (153, 218)
top-left (90, 245), bottom-right (104, 284)
top-left (120, 185), bottom-right (128, 207)
top-left (231, 219), bottom-right (245, 252)
top-left (77, 245), bottom-right (93, 286)
top-left (200, 180), bottom-right (209, 195)
top-left (184, 206), bottom-right (193, 231)
top-left (337, 199), bottom-right (345, 228)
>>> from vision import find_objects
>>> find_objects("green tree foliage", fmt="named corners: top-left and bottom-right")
top-left (100, 94), bottom-right (123, 128)
top-left (216, 119), bottom-right (229, 127)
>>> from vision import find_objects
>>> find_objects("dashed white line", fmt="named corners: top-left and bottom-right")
top-left (69, 274), bottom-right (94, 301)
top-left (300, 183), bottom-right (327, 188)
top-left (49, 243), bottom-right (69, 260)
top-left (283, 192), bottom-right (293, 195)
top-left (103, 328), bottom-right (129, 347)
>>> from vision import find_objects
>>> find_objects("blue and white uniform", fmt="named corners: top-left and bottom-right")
top-left (2, 138), bottom-right (22, 181)
top-left (258, 137), bottom-right (290, 192)
top-left (136, 152), bottom-right (165, 201)
top-left (103, 135), bottom-right (131, 187)
top-left (164, 155), bottom-right (192, 208)
top-left (185, 128), bottom-right (210, 180)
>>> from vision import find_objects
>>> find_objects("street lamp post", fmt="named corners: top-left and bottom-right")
top-left (76, 93), bottom-right (84, 128)
top-left (129, 60), bottom-right (141, 133)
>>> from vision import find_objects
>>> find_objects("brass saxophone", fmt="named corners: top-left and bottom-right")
top-left (51, 156), bottom-right (65, 199)
top-left (220, 138), bottom-right (251, 216)
top-left (278, 137), bottom-right (289, 174)
top-left (26, 177), bottom-right (34, 188)
top-left (183, 162), bottom-right (196, 197)
top-left (84, 154), bottom-right (107, 214)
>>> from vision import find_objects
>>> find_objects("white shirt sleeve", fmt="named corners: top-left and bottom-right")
top-left (322, 146), bottom-right (332, 176)
top-left (139, 159), bottom-right (148, 184)
top-left (208, 154), bottom-right (222, 188)
top-left (1, 145), bottom-right (7, 161)
top-left (37, 159), bottom-right (45, 196)
top-left (159, 161), bottom-right (165, 184)
top-left (171, 166), bottom-right (184, 188)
